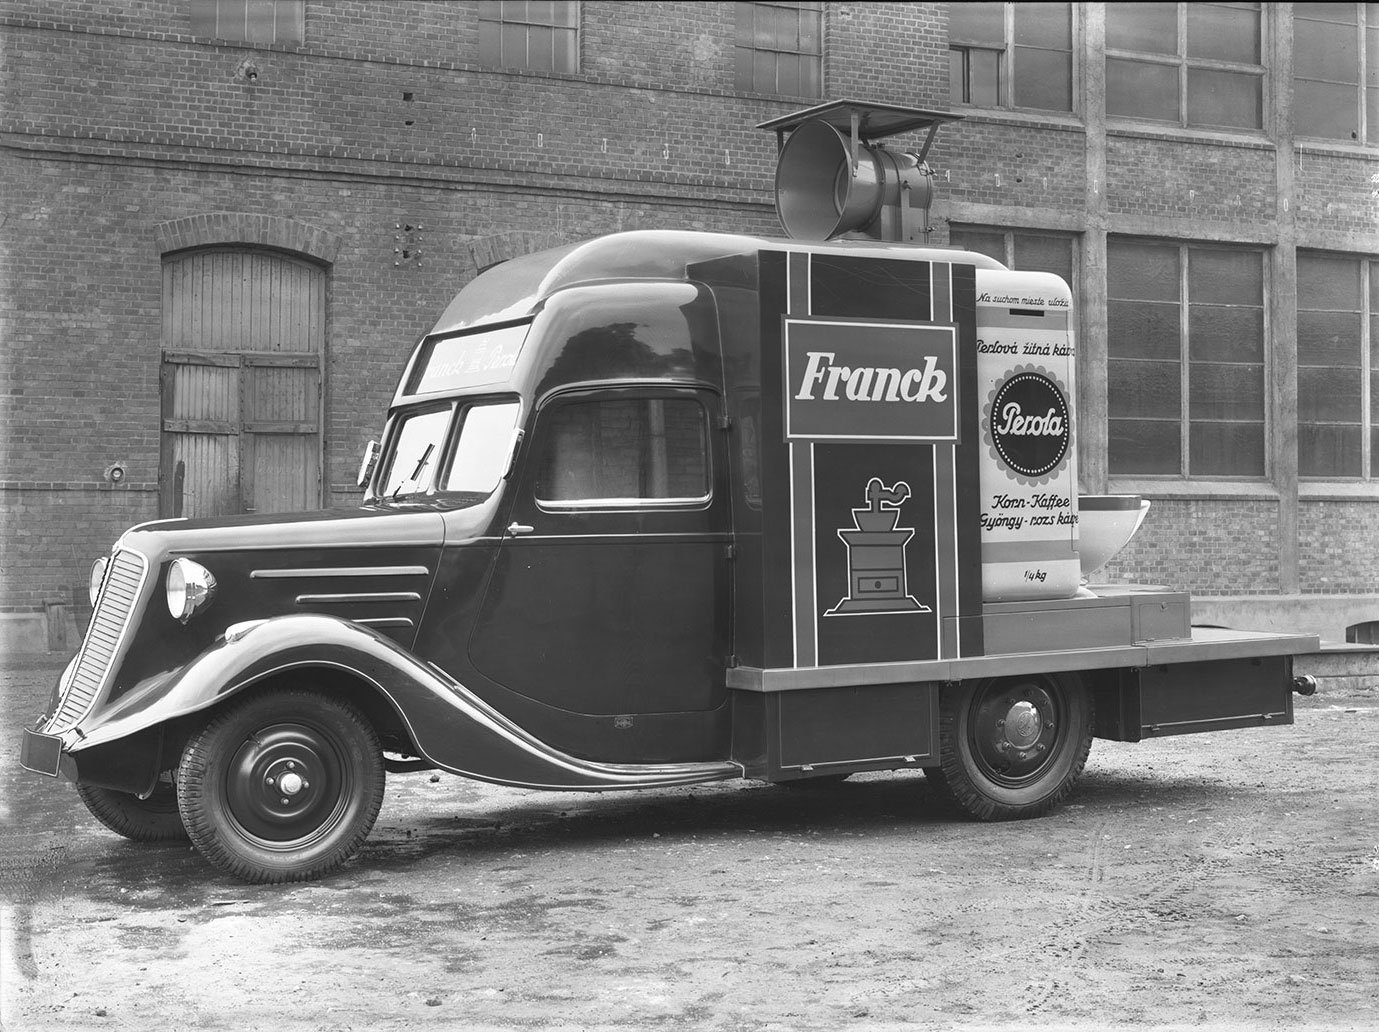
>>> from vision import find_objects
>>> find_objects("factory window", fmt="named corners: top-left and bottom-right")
top-left (1107, 240), bottom-right (1266, 478)
top-left (478, 1), bottom-right (579, 74)
top-left (1105, 2), bottom-right (1264, 130)
top-left (949, 2), bottom-right (1073, 112)
top-left (948, 227), bottom-right (1076, 295)
top-left (735, 2), bottom-right (822, 97)
top-left (190, 0), bottom-right (304, 44)
top-left (1297, 253), bottom-right (1379, 478)
top-left (534, 395), bottom-right (710, 507)
top-left (1294, 3), bottom-right (1379, 144)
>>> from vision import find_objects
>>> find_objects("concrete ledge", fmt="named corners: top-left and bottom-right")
top-left (0, 610), bottom-right (79, 655)
top-left (1190, 594), bottom-right (1379, 642)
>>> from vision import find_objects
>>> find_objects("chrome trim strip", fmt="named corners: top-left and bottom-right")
top-left (355, 617), bottom-right (415, 628)
top-left (295, 592), bottom-right (422, 604)
top-left (252, 566), bottom-right (430, 579)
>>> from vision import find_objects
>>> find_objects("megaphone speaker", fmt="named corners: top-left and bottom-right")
top-left (774, 119), bottom-right (884, 241)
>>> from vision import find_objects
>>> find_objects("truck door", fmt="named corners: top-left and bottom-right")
top-left (468, 385), bottom-right (732, 756)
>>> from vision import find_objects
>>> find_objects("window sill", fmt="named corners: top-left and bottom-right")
top-left (948, 107), bottom-right (1085, 134)
top-left (1299, 482), bottom-right (1379, 501)
top-left (1295, 139), bottom-right (1379, 159)
top-left (1107, 121), bottom-right (1274, 152)
top-left (1105, 478), bottom-right (1279, 501)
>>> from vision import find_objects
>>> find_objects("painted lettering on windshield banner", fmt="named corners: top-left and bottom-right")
top-left (783, 318), bottom-right (958, 443)
top-left (411, 323), bottom-right (528, 394)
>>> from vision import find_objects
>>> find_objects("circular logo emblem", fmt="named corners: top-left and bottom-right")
top-left (988, 370), bottom-right (1070, 480)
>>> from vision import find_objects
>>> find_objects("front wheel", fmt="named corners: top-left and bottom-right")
top-left (77, 780), bottom-right (189, 842)
top-left (176, 689), bottom-right (385, 884)
top-left (925, 673), bottom-right (1093, 821)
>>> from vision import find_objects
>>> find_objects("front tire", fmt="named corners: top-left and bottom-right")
top-left (77, 780), bottom-right (189, 842)
top-left (926, 673), bottom-right (1093, 821)
top-left (176, 689), bottom-right (385, 884)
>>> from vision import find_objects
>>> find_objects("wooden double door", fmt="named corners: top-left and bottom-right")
top-left (160, 247), bottom-right (325, 518)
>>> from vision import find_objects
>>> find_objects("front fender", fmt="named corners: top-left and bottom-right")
top-left (71, 614), bottom-right (738, 791)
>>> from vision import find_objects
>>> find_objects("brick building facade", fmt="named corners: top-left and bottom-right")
top-left (2, 1), bottom-right (1378, 650)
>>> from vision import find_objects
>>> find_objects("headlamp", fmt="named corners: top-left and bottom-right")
top-left (88, 557), bottom-right (110, 607)
top-left (166, 558), bottom-right (217, 623)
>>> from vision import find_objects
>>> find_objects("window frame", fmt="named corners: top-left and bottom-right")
top-left (1292, 3), bottom-right (1379, 145)
top-left (946, 225), bottom-right (1080, 294)
top-left (1106, 238), bottom-right (1270, 481)
top-left (733, 1), bottom-right (824, 99)
top-left (530, 386), bottom-right (715, 512)
top-left (1104, 1), bottom-right (1267, 131)
top-left (1296, 251), bottom-right (1379, 481)
top-left (948, 1), bottom-right (1077, 114)
top-left (189, 0), bottom-right (305, 45)
top-left (478, 0), bottom-right (580, 75)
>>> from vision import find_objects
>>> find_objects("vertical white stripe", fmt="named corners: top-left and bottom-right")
top-left (787, 255), bottom-right (797, 667)
top-left (933, 459), bottom-right (943, 660)
top-left (789, 441), bottom-right (798, 667)
top-left (951, 455), bottom-right (961, 657)
top-left (809, 442), bottom-right (818, 667)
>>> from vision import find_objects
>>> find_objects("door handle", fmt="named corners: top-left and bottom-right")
top-left (506, 522), bottom-right (535, 536)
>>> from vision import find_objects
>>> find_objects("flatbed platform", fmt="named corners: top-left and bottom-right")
top-left (728, 625), bottom-right (1319, 692)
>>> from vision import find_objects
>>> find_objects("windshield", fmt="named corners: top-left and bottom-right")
top-left (377, 399), bottom-right (521, 503)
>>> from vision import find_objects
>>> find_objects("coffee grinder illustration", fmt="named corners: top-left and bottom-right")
top-left (824, 478), bottom-right (931, 616)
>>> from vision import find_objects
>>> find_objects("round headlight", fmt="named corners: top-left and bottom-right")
top-left (166, 557), bottom-right (217, 623)
top-left (88, 557), bottom-right (110, 607)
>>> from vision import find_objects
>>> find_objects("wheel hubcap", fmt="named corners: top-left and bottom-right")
top-left (971, 681), bottom-right (1062, 785)
top-left (226, 722), bottom-right (350, 846)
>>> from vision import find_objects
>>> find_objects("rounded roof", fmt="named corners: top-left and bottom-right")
top-left (426, 229), bottom-right (1007, 337)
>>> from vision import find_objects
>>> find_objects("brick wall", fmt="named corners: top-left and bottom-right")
top-left (1101, 499), bottom-right (1280, 596)
top-left (4, 0), bottom-right (1379, 639)
top-left (1299, 502), bottom-right (1379, 594)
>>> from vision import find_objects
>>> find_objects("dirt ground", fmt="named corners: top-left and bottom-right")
top-left (1, 652), bottom-right (1376, 1032)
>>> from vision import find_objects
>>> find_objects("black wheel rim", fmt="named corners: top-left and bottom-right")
top-left (224, 721), bottom-right (354, 849)
top-left (967, 678), bottom-right (1065, 787)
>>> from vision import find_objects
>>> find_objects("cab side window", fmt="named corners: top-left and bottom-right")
top-left (534, 395), bottom-right (709, 506)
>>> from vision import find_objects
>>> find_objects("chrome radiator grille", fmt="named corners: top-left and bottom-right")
top-left (49, 549), bottom-right (148, 732)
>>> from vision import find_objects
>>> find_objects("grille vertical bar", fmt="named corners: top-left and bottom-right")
top-left (48, 550), bottom-right (148, 733)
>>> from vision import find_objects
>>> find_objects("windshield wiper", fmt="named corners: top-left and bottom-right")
top-left (392, 444), bottom-right (436, 500)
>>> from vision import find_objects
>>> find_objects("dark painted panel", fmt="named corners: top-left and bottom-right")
top-left (809, 255), bottom-right (933, 322)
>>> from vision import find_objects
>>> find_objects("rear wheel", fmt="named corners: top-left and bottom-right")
top-left (176, 689), bottom-right (385, 884)
top-left (77, 780), bottom-right (189, 842)
top-left (925, 673), bottom-right (1092, 821)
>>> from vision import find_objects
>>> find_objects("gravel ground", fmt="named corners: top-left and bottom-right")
top-left (2, 652), bottom-right (1376, 1031)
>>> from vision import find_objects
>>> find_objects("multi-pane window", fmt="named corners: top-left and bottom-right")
top-left (190, 0), bottom-right (304, 44)
top-left (479, 1), bottom-right (579, 74)
top-left (948, 226), bottom-right (1076, 292)
top-left (1294, 3), bottom-right (1379, 144)
top-left (1105, 2), bottom-right (1264, 130)
top-left (948, 2), bottom-right (1073, 112)
top-left (535, 396), bottom-right (709, 506)
top-left (1297, 253), bottom-right (1379, 477)
top-left (734, 2), bottom-right (822, 97)
top-left (1107, 240), bottom-right (1266, 477)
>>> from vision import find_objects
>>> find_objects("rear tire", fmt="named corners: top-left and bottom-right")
top-left (77, 780), bottom-right (189, 842)
top-left (176, 688), bottom-right (385, 884)
top-left (925, 673), bottom-right (1092, 821)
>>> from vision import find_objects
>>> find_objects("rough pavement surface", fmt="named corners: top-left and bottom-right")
top-left (1, 653), bottom-right (1376, 1031)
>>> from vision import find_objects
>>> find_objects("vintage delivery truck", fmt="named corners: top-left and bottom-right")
top-left (20, 104), bottom-right (1320, 883)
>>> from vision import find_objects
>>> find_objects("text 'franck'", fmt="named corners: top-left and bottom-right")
top-left (795, 351), bottom-right (948, 404)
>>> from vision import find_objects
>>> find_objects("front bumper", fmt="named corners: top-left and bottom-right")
top-left (19, 726), bottom-right (63, 777)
